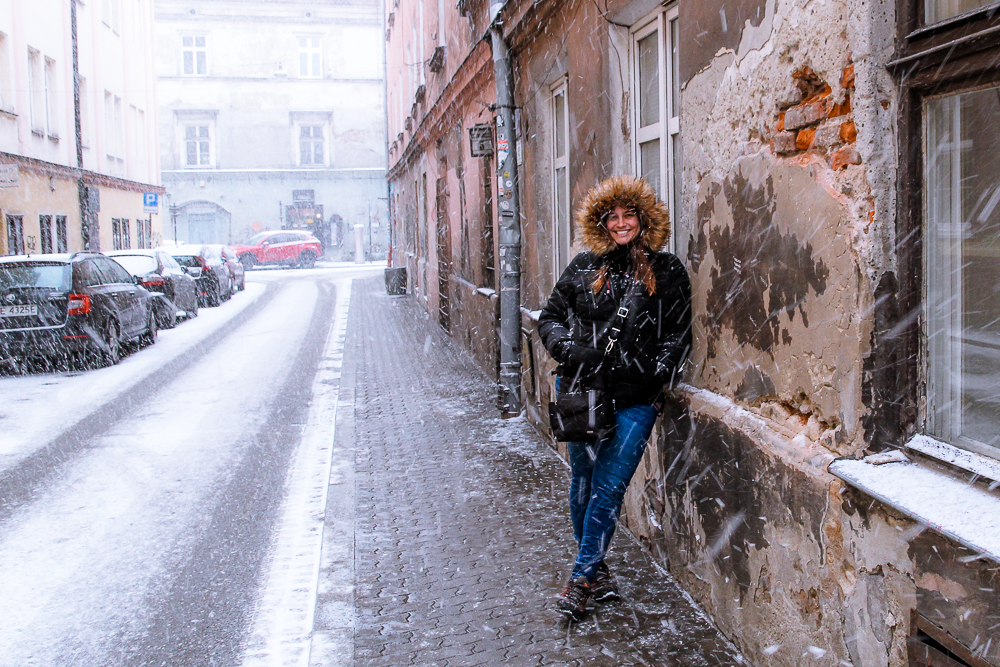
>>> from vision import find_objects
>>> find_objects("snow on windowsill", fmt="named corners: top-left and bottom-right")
top-left (476, 287), bottom-right (496, 298)
top-left (829, 446), bottom-right (1000, 563)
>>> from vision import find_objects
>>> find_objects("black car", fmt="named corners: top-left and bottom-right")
top-left (0, 253), bottom-right (157, 369)
top-left (108, 249), bottom-right (199, 328)
top-left (164, 245), bottom-right (232, 307)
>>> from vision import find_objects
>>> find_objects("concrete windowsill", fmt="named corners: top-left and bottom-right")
top-left (829, 441), bottom-right (1000, 563)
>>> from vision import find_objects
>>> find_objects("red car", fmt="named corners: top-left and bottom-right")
top-left (231, 230), bottom-right (321, 271)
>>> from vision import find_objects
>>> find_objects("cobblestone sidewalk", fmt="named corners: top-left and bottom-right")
top-left (337, 277), bottom-right (747, 667)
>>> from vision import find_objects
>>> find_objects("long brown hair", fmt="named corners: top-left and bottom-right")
top-left (591, 243), bottom-right (657, 295)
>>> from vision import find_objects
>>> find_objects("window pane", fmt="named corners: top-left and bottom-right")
top-left (299, 38), bottom-right (307, 48)
top-left (554, 92), bottom-right (566, 159)
top-left (198, 125), bottom-right (209, 138)
top-left (314, 141), bottom-right (323, 163)
top-left (556, 165), bottom-right (569, 269)
top-left (926, 87), bottom-right (1000, 453)
top-left (300, 53), bottom-right (308, 75)
top-left (312, 53), bottom-right (320, 76)
top-left (185, 125), bottom-right (195, 140)
top-left (195, 36), bottom-right (205, 47)
top-left (311, 38), bottom-right (319, 48)
top-left (186, 141), bottom-right (197, 165)
top-left (199, 140), bottom-right (210, 164)
top-left (669, 17), bottom-right (679, 119)
top-left (196, 51), bottom-right (206, 75)
top-left (183, 51), bottom-right (193, 75)
top-left (183, 36), bottom-right (193, 47)
top-left (640, 139), bottom-right (661, 199)
top-left (301, 140), bottom-right (311, 164)
top-left (925, 0), bottom-right (993, 23)
top-left (638, 31), bottom-right (659, 128)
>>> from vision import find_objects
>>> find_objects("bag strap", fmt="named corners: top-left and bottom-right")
top-left (604, 278), bottom-right (645, 354)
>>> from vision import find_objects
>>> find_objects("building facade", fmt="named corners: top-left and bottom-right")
top-left (387, 0), bottom-right (1000, 665)
top-left (155, 0), bottom-right (388, 260)
top-left (0, 0), bottom-right (164, 255)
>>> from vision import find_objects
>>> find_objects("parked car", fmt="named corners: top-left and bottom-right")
top-left (204, 244), bottom-right (245, 292)
top-left (231, 230), bottom-right (321, 270)
top-left (107, 249), bottom-right (199, 328)
top-left (0, 252), bottom-right (157, 370)
top-left (164, 245), bottom-right (232, 307)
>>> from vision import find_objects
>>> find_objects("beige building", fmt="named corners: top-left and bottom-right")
top-left (0, 0), bottom-right (163, 256)
top-left (154, 0), bottom-right (387, 259)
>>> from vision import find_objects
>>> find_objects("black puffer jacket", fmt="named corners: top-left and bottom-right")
top-left (538, 175), bottom-right (691, 407)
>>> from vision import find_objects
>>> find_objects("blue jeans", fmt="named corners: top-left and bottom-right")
top-left (567, 403), bottom-right (658, 581)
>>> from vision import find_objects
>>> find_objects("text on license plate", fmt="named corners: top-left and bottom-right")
top-left (0, 304), bottom-right (38, 317)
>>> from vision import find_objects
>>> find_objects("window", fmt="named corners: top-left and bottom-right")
top-left (103, 0), bottom-right (121, 32)
top-left (925, 0), bottom-right (994, 23)
top-left (44, 57), bottom-right (56, 138)
top-left (0, 32), bottom-right (11, 113)
top-left (300, 125), bottom-right (325, 165)
top-left (551, 80), bottom-right (570, 276)
top-left (925, 89), bottom-right (1000, 457)
top-left (114, 96), bottom-right (123, 159)
top-left (631, 6), bottom-right (680, 250)
top-left (105, 91), bottom-right (123, 158)
top-left (892, 0), bottom-right (1000, 460)
top-left (298, 37), bottom-right (322, 78)
top-left (55, 216), bottom-right (67, 253)
top-left (6, 215), bottom-right (23, 255)
top-left (39, 215), bottom-right (52, 253)
top-left (28, 48), bottom-right (43, 134)
top-left (182, 35), bottom-right (207, 76)
top-left (184, 124), bottom-right (212, 167)
top-left (122, 219), bottom-right (130, 249)
top-left (112, 218), bottom-right (122, 250)
top-left (137, 218), bottom-right (146, 249)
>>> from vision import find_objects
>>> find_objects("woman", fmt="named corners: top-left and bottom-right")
top-left (538, 175), bottom-right (691, 621)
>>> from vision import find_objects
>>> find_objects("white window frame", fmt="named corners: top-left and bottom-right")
top-left (181, 35), bottom-right (208, 76)
top-left (631, 4), bottom-right (680, 253)
top-left (550, 78), bottom-right (571, 278)
top-left (28, 47), bottom-right (43, 134)
top-left (299, 125), bottom-right (326, 166)
top-left (298, 37), bottom-right (322, 79)
top-left (924, 87), bottom-right (1000, 461)
top-left (290, 112), bottom-right (332, 167)
top-left (44, 57), bottom-right (56, 138)
top-left (182, 123), bottom-right (214, 168)
top-left (0, 32), bottom-right (11, 113)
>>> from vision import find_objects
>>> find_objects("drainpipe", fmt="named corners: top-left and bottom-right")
top-left (71, 0), bottom-right (91, 250)
top-left (489, 2), bottom-right (521, 416)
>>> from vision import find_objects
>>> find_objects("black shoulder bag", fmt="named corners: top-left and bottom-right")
top-left (548, 279), bottom-right (645, 442)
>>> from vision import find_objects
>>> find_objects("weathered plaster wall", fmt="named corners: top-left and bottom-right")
top-left (619, 1), bottom-right (930, 666)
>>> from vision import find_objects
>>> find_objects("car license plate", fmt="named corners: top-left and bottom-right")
top-left (0, 304), bottom-right (37, 317)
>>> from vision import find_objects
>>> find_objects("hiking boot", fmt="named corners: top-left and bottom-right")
top-left (591, 562), bottom-right (620, 602)
top-left (556, 576), bottom-right (591, 621)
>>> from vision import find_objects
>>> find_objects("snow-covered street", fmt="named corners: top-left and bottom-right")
top-left (0, 263), bottom-right (382, 667)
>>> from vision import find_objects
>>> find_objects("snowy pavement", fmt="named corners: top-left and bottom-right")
top-left (0, 265), bottom-right (746, 667)
top-left (0, 264), bottom-right (381, 667)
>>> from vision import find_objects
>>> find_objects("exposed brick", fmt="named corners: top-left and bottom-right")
top-left (829, 94), bottom-right (852, 118)
top-left (832, 144), bottom-right (861, 170)
top-left (775, 111), bottom-right (785, 132)
top-left (784, 100), bottom-right (829, 130)
top-left (840, 120), bottom-right (857, 143)
top-left (796, 127), bottom-right (816, 151)
top-left (813, 120), bottom-right (844, 149)
top-left (772, 131), bottom-right (798, 156)
top-left (842, 63), bottom-right (855, 89)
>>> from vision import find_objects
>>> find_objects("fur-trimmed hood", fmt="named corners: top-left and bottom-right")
top-left (575, 175), bottom-right (670, 256)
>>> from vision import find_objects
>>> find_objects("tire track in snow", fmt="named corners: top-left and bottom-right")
top-left (117, 277), bottom-right (338, 667)
top-left (0, 281), bottom-right (283, 524)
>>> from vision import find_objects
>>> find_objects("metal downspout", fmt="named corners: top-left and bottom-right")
top-left (489, 4), bottom-right (522, 416)
top-left (71, 0), bottom-right (91, 250)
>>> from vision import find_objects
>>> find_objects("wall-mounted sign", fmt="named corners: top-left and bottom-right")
top-left (143, 192), bottom-right (158, 213)
top-left (469, 124), bottom-right (493, 157)
top-left (0, 164), bottom-right (18, 188)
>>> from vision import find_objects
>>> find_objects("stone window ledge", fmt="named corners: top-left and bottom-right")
top-left (830, 436), bottom-right (1000, 563)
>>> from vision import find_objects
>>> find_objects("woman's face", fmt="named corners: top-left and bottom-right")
top-left (606, 207), bottom-right (640, 245)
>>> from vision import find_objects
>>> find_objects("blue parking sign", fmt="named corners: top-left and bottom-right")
top-left (143, 192), bottom-right (158, 212)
